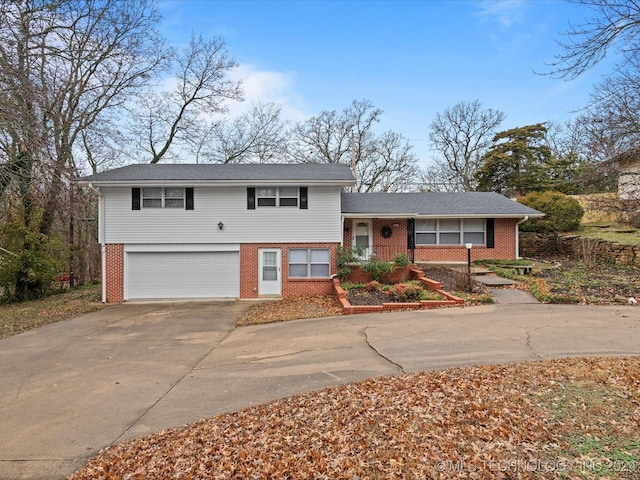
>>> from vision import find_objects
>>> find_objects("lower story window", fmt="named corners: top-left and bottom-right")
top-left (415, 219), bottom-right (485, 245)
top-left (288, 248), bottom-right (330, 278)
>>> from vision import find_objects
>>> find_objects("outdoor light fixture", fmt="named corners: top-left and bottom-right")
top-left (218, 222), bottom-right (224, 230)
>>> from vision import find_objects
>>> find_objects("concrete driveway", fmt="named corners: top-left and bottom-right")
top-left (1, 300), bottom-right (639, 480)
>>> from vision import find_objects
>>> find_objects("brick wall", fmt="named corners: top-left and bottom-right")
top-left (105, 244), bottom-right (124, 302)
top-left (344, 218), bottom-right (520, 262)
top-left (414, 218), bottom-right (518, 262)
top-left (240, 243), bottom-right (339, 299)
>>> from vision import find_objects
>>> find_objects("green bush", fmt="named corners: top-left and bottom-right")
top-left (393, 252), bottom-right (410, 268)
top-left (0, 214), bottom-right (65, 302)
top-left (360, 255), bottom-right (394, 282)
top-left (518, 191), bottom-right (584, 233)
top-left (336, 247), bottom-right (364, 282)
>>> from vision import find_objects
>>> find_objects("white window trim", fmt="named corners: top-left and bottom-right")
top-left (288, 248), bottom-right (331, 278)
top-left (256, 187), bottom-right (299, 207)
top-left (142, 187), bottom-right (185, 209)
top-left (415, 219), bottom-right (486, 246)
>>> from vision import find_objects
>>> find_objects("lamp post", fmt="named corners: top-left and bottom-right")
top-left (465, 243), bottom-right (472, 292)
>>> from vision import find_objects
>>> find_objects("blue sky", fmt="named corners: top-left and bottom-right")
top-left (158, 0), bottom-right (617, 166)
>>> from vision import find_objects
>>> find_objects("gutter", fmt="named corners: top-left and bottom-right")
top-left (85, 182), bottom-right (107, 303)
top-left (515, 216), bottom-right (529, 259)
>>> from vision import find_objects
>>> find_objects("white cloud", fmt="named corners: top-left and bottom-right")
top-left (477, 0), bottom-right (526, 27)
top-left (226, 64), bottom-right (310, 123)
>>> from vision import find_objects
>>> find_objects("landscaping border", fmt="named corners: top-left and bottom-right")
top-left (333, 266), bottom-right (464, 315)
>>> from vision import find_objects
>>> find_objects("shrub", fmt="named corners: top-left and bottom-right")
top-left (386, 283), bottom-right (423, 302)
top-left (365, 281), bottom-right (381, 292)
top-left (393, 252), bottom-right (410, 268)
top-left (360, 255), bottom-right (394, 282)
top-left (336, 247), bottom-right (364, 282)
top-left (518, 191), bottom-right (584, 233)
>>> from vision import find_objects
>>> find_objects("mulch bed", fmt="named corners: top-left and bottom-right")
top-left (346, 288), bottom-right (404, 306)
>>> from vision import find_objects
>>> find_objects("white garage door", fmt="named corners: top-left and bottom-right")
top-left (127, 251), bottom-right (239, 299)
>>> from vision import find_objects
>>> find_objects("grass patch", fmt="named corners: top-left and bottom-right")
top-left (578, 223), bottom-right (640, 246)
top-left (0, 284), bottom-right (106, 339)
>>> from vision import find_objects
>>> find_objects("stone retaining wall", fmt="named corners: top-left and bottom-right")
top-left (520, 232), bottom-right (639, 267)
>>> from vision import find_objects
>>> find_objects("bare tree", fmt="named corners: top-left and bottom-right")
top-left (287, 99), bottom-right (419, 191)
top-left (357, 131), bottom-right (421, 192)
top-left (549, 0), bottom-right (640, 79)
top-left (425, 100), bottom-right (505, 192)
top-left (288, 99), bottom-right (381, 165)
top-left (131, 33), bottom-right (243, 164)
top-left (0, 0), bottom-right (167, 299)
top-left (192, 102), bottom-right (289, 163)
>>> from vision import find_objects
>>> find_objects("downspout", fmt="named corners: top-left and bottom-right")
top-left (515, 216), bottom-right (528, 260)
top-left (86, 183), bottom-right (106, 303)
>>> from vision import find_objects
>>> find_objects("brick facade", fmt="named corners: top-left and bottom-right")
top-left (414, 218), bottom-right (518, 262)
top-left (240, 243), bottom-right (339, 299)
top-left (102, 219), bottom-right (520, 303)
top-left (105, 244), bottom-right (124, 303)
top-left (343, 217), bottom-right (519, 263)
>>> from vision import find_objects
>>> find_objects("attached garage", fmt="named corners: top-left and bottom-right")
top-left (125, 245), bottom-right (240, 300)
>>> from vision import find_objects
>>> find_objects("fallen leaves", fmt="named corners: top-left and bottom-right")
top-left (0, 285), bottom-right (106, 339)
top-left (68, 357), bottom-right (640, 480)
top-left (237, 295), bottom-right (344, 326)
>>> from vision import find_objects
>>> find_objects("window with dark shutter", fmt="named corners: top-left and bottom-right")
top-left (486, 218), bottom-right (495, 249)
top-left (247, 187), bottom-right (256, 209)
top-left (407, 218), bottom-right (415, 249)
top-left (300, 187), bottom-right (308, 209)
top-left (186, 188), bottom-right (194, 210)
top-left (132, 188), bottom-right (141, 210)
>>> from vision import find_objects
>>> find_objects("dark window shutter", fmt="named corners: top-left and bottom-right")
top-left (132, 188), bottom-right (141, 210)
top-left (407, 218), bottom-right (415, 249)
top-left (247, 187), bottom-right (256, 210)
top-left (486, 218), bottom-right (495, 249)
top-left (185, 188), bottom-right (194, 210)
top-left (300, 187), bottom-right (308, 209)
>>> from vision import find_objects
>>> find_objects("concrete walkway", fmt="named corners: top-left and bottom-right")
top-left (1, 300), bottom-right (639, 479)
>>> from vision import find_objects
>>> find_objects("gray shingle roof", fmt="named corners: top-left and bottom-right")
top-left (81, 163), bottom-right (355, 183)
top-left (341, 192), bottom-right (543, 217)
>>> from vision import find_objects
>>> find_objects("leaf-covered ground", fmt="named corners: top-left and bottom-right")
top-left (0, 284), bottom-right (106, 339)
top-left (69, 357), bottom-right (640, 479)
top-left (236, 294), bottom-right (344, 326)
top-left (534, 258), bottom-right (640, 305)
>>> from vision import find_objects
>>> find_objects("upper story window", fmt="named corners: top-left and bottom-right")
top-left (415, 219), bottom-right (486, 246)
top-left (248, 187), bottom-right (308, 209)
top-left (256, 187), bottom-right (298, 207)
top-left (132, 187), bottom-right (194, 210)
top-left (142, 187), bottom-right (184, 208)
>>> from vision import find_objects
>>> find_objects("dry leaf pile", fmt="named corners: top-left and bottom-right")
top-left (237, 295), bottom-right (344, 326)
top-left (69, 357), bottom-right (640, 479)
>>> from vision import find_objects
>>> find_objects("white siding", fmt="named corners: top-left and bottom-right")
top-left (102, 185), bottom-right (343, 244)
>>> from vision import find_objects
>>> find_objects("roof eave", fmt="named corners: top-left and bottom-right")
top-left (341, 213), bottom-right (544, 218)
top-left (80, 179), bottom-right (355, 187)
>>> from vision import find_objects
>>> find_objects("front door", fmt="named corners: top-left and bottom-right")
top-left (258, 248), bottom-right (281, 296)
top-left (352, 220), bottom-right (372, 259)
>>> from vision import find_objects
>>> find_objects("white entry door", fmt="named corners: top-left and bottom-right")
top-left (258, 248), bottom-right (281, 296)
top-left (352, 220), bottom-right (372, 259)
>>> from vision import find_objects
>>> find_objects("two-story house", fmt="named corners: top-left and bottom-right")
top-left (80, 163), bottom-right (543, 302)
